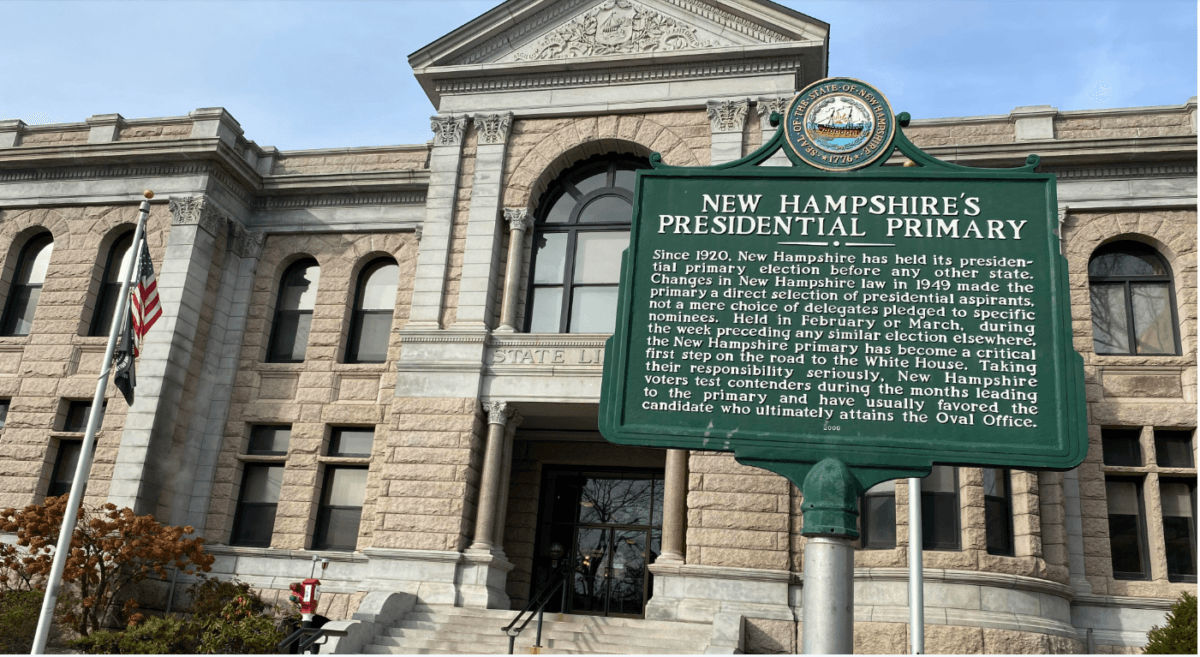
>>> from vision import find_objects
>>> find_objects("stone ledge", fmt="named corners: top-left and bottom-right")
top-left (1073, 593), bottom-right (1177, 611)
top-left (851, 567), bottom-right (1076, 601)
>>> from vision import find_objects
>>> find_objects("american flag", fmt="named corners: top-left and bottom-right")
top-left (129, 238), bottom-right (161, 357)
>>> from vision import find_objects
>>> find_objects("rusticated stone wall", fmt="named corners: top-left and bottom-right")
top-left (686, 452), bottom-right (792, 570)
top-left (372, 397), bottom-right (484, 552)
top-left (271, 146), bottom-right (430, 176)
top-left (207, 231), bottom-right (417, 549)
top-left (0, 204), bottom-right (169, 509)
top-left (1060, 209), bottom-right (1196, 600)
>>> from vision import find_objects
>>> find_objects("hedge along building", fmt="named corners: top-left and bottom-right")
top-left (0, 0), bottom-right (1194, 652)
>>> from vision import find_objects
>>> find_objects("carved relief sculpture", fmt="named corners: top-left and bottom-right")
top-left (707, 99), bottom-right (750, 133)
top-left (430, 115), bottom-right (467, 146)
top-left (515, 0), bottom-right (717, 61)
top-left (504, 207), bottom-right (532, 233)
top-left (169, 196), bottom-right (227, 237)
top-left (757, 96), bottom-right (792, 130)
top-left (484, 401), bottom-right (510, 425)
top-left (474, 113), bottom-right (513, 145)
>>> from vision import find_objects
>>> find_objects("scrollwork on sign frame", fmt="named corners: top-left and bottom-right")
top-left (707, 99), bottom-right (750, 133)
top-left (483, 400), bottom-right (510, 425)
top-left (474, 113), bottom-right (513, 145)
top-left (514, 0), bottom-right (719, 61)
top-left (168, 196), bottom-right (227, 237)
top-left (757, 97), bottom-right (792, 131)
top-left (503, 208), bottom-right (532, 233)
top-left (430, 115), bottom-right (467, 146)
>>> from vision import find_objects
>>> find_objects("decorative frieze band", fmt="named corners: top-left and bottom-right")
top-left (169, 196), bottom-right (228, 237)
top-left (483, 400), bottom-right (510, 425)
top-left (503, 208), bottom-right (532, 232)
top-left (707, 99), bottom-right (750, 133)
top-left (757, 96), bottom-right (792, 130)
top-left (430, 115), bottom-right (467, 146)
top-left (474, 113), bottom-right (513, 145)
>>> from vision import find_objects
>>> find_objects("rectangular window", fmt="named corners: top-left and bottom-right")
top-left (983, 468), bottom-right (1014, 556)
top-left (859, 479), bottom-right (896, 549)
top-left (0, 398), bottom-right (9, 430)
top-left (1154, 429), bottom-right (1195, 468)
top-left (1101, 428), bottom-right (1142, 467)
top-left (921, 466), bottom-right (960, 551)
top-left (329, 427), bottom-right (374, 457)
top-left (248, 425), bottom-right (291, 455)
top-left (1106, 478), bottom-right (1149, 579)
top-left (1160, 479), bottom-right (1197, 583)
top-left (230, 465), bottom-right (284, 547)
top-left (48, 440), bottom-right (82, 498)
top-left (63, 400), bottom-right (105, 433)
top-left (313, 467), bottom-right (368, 551)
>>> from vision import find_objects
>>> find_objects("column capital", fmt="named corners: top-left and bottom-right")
top-left (430, 114), bottom-right (468, 146)
top-left (483, 401), bottom-right (511, 425)
top-left (228, 221), bottom-right (264, 259)
top-left (169, 195), bottom-right (228, 238)
top-left (474, 113), bottom-right (513, 145)
top-left (707, 99), bottom-right (750, 134)
top-left (756, 96), bottom-right (791, 131)
top-left (503, 207), bottom-right (532, 232)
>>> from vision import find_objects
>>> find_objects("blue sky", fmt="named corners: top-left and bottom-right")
top-left (3, 0), bottom-right (1195, 151)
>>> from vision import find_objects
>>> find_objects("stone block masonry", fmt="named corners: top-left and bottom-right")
top-left (0, 203), bottom-right (170, 510)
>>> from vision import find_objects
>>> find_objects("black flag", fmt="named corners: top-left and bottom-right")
top-left (113, 307), bottom-right (135, 405)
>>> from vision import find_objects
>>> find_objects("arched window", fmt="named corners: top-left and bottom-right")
top-left (1, 234), bottom-right (54, 336)
top-left (346, 258), bottom-right (398, 363)
top-left (1089, 242), bottom-right (1179, 355)
top-left (267, 259), bottom-right (320, 363)
top-left (525, 156), bottom-right (648, 333)
top-left (89, 233), bottom-right (135, 336)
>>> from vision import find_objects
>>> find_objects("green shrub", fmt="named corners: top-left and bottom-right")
top-left (0, 589), bottom-right (44, 653)
top-left (186, 576), bottom-right (271, 620)
top-left (70, 615), bottom-right (196, 654)
top-left (196, 596), bottom-right (284, 654)
top-left (1144, 591), bottom-right (1197, 655)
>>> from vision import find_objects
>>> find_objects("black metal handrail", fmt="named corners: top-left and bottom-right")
top-left (278, 626), bottom-right (348, 654)
top-left (501, 567), bottom-right (569, 654)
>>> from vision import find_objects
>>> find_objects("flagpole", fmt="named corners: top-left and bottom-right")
top-left (30, 191), bottom-right (154, 655)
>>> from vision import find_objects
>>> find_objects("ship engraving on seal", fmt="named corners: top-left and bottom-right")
top-left (784, 78), bottom-right (896, 171)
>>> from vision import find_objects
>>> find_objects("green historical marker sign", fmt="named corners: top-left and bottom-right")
top-left (599, 78), bottom-right (1087, 533)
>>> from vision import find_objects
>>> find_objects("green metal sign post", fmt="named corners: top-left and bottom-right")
top-left (598, 78), bottom-right (1088, 653)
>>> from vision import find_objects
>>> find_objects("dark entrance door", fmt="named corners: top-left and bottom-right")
top-left (533, 469), bottom-right (662, 617)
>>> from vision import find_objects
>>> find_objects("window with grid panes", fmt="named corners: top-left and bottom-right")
top-left (1106, 477), bottom-right (1149, 579)
top-left (267, 259), bottom-right (320, 362)
top-left (1159, 479), bottom-right (1196, 582)
top-left (921, 466), bottom-right (960, 551)
top-left (983, 468), bottom-right (1014, 556)
top-left (1089, 242), bottom-right (1180, 355)
top-left (526, 156), bottom-right (649, 333)
top-left (90, 232), bottom-right (134, 336)
top-left (859, 479), bottom-right (896, 549)
top-left (1, 233), bottom-right (53, 336)
top-left (313, 467), bottom-right (368, 551)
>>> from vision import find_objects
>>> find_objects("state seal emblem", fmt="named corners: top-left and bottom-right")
top-left (784, 78), bottom-right (896, 171)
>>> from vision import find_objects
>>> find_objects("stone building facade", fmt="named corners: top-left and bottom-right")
top-left (0, 0), bottom-right (1194, 653)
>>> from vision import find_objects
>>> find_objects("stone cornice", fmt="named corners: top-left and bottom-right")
top-left (1073, 593), bottom-right (1178, 611)
top-left (206, 544), bottom-right (370, 563)
top-left (1040, 161), bottom-right (1196, 179)
top-left (432, 50), bottom-right (808, 97)
top-left (0, 137), bottom-right (262, 198)
top-left (919, 135), bottom-right (1196, 168)
top-left (259, 170), bottom-right (429, 196)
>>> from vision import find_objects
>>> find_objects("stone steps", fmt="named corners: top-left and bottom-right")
top-left (364, 604), bottom-right (712, 655)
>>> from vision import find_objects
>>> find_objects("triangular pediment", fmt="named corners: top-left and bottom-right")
top-left (412, 0), bottom-right (828, 69)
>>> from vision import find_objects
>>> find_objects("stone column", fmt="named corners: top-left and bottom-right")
top-left (495, 208), bottom-right (532, 333)
top-left (707, 99), bottom-right (750, 164)
top-left (408, 114), bottom-right (468, 327)
top-left (757, 96), bottom-right (792, 166)
top-left (453, 113), bottom-right (514, 330)
top-left (659, 448), bottom-right (689, 562)
top-left (110, 195), bottom-right (225, 514)
top-left (1062, 466), bottom-right (1093, 594)
top-left (493, 411), bottom-right (522, 550)
top-left (470, 401), bottom-right (511, 553)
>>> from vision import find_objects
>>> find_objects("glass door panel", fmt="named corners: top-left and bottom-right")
top-left (571, 527), bottom-right (609, 614)
top-left (609, 529), bottom-right (648, 616)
